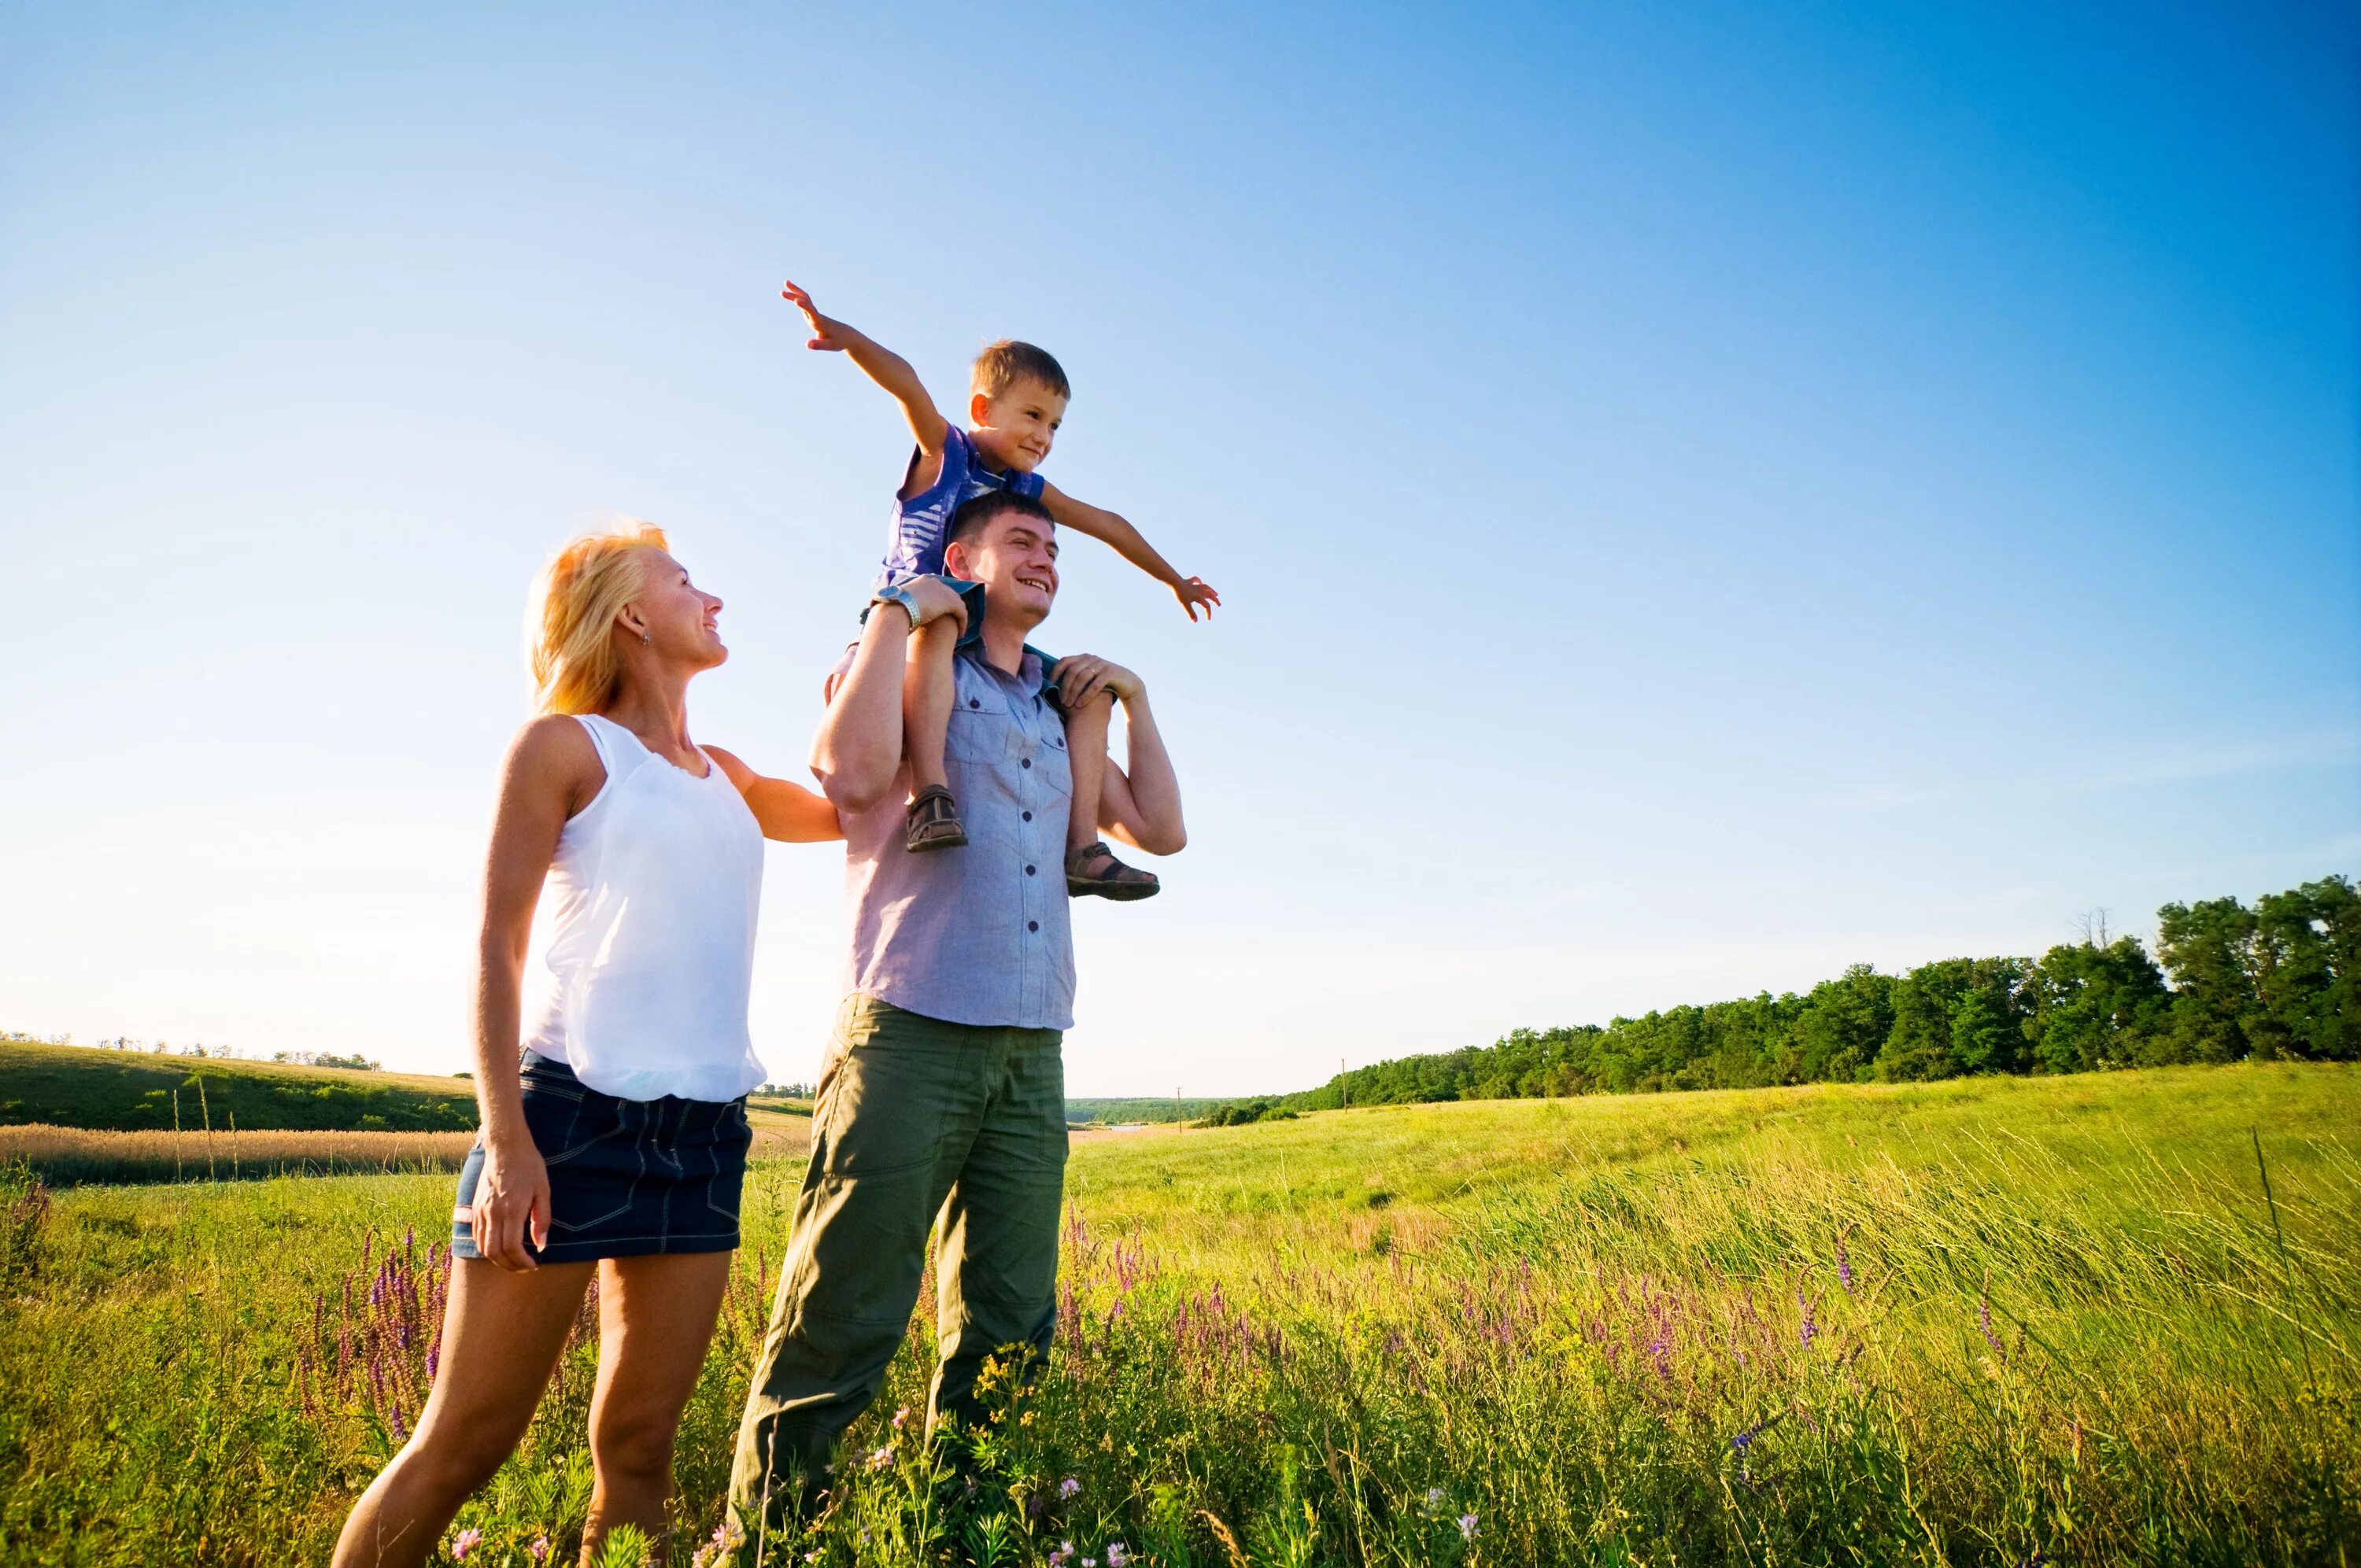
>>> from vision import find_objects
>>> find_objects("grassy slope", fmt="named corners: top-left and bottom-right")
top-left (1, 1064), bottom-right (2354, 1565)
top-left (0, 1041), bottom-right (479, 1132)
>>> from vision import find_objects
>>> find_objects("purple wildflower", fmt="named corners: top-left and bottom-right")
top-left (1458, 1513), bottom-right (1480, 1542)
top-left (529, 1537), bottom-right (551, 1564)
top-left (1049, 1544), bottom-right (1074, 1568)
top-left (1979, 1292), bottom-right (2004, 1357)
top-left (1836, 1237), bottom-right (1854, 1294)
top-left (449, 1527), bottom-right (482, 1561)
top-left (1798, 1289), bottom-right (1818, 1348)
top-left (1059, 1476), bottom-right (1082, 1500)
top-left (1106, 1545), bottom-right (1131, 1567)
top-left (892, 1404), bottom-right (909, 1430)
top-left (866, 1444), bottom-right (894, 1471)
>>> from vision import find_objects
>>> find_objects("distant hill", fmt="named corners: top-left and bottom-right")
top-left (2, 1041), bottom-right (1226, 1135)
top-left (1065, 1097), bottom-right (1225, 1127)
top-left (0, 1041), bottom-right (478, 1132)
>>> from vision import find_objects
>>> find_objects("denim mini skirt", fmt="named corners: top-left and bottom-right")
top-left (452, 1050), bottom-right (753, 1264)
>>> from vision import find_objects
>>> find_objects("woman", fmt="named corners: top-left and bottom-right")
top-left (334, 521), bottom-right (896, 1566)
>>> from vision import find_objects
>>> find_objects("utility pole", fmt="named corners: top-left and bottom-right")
top-left (1340, 1058), bottom-right (1349, 1110)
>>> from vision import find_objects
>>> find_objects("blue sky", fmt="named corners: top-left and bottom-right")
top-left (2, 1), bottom-right (2353, 1095)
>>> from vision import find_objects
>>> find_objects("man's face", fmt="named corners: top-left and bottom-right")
top-left (944, 513), bottom-right (1059, 623)
top-left (967, 378), bottom-right (1066, 474)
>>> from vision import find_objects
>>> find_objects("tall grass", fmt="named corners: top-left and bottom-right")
top-left (0, 1065), bottom-right (2351, 1565)
top-left (0, 1124), bottom-right (478, 1185)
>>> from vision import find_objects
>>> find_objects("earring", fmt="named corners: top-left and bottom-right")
top-left (640, 630), bottom-right (651, 644)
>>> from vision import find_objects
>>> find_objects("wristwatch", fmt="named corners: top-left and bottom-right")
top-left (870, 582), bottom-right (922, 631)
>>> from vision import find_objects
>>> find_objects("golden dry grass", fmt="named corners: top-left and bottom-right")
top-left (6, 1112), bottom-right (810, 1186)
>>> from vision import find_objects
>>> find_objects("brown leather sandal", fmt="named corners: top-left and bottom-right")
top-left (905, 784), bottom-right (968, 852)
top-left (1066, 840), bottom-right (1160, 900)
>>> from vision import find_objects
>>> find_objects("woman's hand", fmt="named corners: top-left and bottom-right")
top-left (470, 1130), bottom-right (551, 1271)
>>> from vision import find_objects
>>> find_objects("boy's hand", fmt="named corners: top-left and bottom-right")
top-left (1172, 576), bottom-right (1221, 622)
top-left (903, 576), bottom-right (970, 632)
top-left (781, 278), bottom-right (858, 352)
top-left (1055, 655), bottom-right (1143, 709)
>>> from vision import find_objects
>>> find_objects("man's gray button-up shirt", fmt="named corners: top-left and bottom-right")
top-left (838, 647), bottom-right (1077, 1031)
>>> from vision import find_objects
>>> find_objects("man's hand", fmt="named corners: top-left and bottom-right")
top-left (1171, 576), bottom-right (1221, 622)
top-left (1055, 654), bottom-right (1143, 710)
top-left (781, 278), bottom-right (860, 352)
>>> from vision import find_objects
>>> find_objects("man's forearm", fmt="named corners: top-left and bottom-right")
top-left (811, 612), bottom-right (911, 812)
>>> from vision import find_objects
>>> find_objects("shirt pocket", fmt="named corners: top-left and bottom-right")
top-left (946, 680), bottom-right (1014, 765)
top-left (1037, 723), bottom-right (1075, 801)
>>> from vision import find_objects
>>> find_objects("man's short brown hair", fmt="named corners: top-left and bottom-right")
top-left (944, 489), bottom-right (1055, 554)
top-left (971, 340), bottom-right (1070, 402)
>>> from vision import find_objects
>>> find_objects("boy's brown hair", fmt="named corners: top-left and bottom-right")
top-left (971, 339), bottom-right (1070, 402)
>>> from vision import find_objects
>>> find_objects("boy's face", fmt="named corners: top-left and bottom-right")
top-left (967, 378), bottom-right (1066, 474)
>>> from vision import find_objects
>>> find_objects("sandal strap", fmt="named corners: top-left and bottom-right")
top-left (1066, 842), bottom-right (1156, 884)
top-left (907, 787), bottom-right (961, 828)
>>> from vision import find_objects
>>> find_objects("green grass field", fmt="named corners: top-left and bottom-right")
top-left (1, 1064), bottom-right (2355, 1566)
top-left (0, 1041), bottom-right (480, 1132)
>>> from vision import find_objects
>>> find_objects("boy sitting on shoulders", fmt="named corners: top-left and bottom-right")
top-left (780, 279), bottom-right (1217, 899)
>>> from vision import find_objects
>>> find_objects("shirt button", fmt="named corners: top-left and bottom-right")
top-left (1028, 920), bottom-right (1040, 933)
top-left (1022, 810), bottom-right (1033, 822)
top-left (1025, 865), bottom-right (1036, 876)
top-left (1022, 757), bottom-right (1032, 769)
top-left (968, 698), bottom-right (979, 709)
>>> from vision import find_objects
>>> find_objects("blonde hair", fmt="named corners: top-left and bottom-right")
top-left (971, 339), bottom-right (1070, 401)
top-left (527, 519), bottom-right (670, 714)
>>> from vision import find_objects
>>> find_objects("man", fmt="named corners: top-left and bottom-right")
top-left (729, 489), bottom-right (1188, 1530)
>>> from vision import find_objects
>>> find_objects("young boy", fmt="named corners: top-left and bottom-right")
top-left (781, 278), bottom-right (1217, 899)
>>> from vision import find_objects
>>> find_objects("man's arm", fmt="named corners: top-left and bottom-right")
top-left (781, 279), bottom-right (950, 457)
top-left (809, 577), bottom-right (970, 814)
top-left (705, 746), bottom-right (845, 843)
top-left (1039, 481), bottom-right (1221, 622)
top-left (1055, 656), bottom-right (1186, 854)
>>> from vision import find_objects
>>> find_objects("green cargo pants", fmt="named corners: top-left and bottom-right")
top-left (728, 994), bottom-right (1067, 1529)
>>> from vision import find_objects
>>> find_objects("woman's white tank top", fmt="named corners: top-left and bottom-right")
top-left (519, 713), bottom-right (767, 1102)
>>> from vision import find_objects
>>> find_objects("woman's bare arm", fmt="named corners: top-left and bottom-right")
top-left (468, 715), bottom-right (602, 1271)
top-left (706, 745), bottom-right (844, 842)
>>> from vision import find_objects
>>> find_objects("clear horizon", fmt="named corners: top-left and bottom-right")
top-left (2, 2), bottom-right (2354, 1096)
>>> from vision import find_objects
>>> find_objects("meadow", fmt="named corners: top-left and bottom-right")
top-left (0, 1064), bottom-right (2354, 1566)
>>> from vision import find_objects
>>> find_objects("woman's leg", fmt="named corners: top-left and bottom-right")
top-left (333, 1258), bottom-right (596, 1568)
top-left (580, 1249), bottom-right (736, 1562)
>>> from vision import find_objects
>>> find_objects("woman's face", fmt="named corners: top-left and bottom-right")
top-left (629, 550), bottom-right (727, 671)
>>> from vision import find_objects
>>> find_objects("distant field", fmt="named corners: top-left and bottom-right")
top-left (0, 1109), bottom-right (809, 1186)
top-left (1, 1064), bottom-right (2354, 1565)
top-left (1064, 1096), bottom-right (1225, 1126)
top-left (2, 1041), bottom-right (1168, 1135)
top-left (0, 1041), bottom-right (478, 1132)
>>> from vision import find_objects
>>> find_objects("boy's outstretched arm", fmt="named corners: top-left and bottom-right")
top-left (1039, 481), bottom-right (1221, 622)
top-left (781, 279), bottom-right (949, 456)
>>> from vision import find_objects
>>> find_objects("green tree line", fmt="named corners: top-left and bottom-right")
top-left (1207, 876), bottom-right (2359, 1123)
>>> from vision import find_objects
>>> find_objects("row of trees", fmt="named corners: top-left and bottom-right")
top-left (1232, 876), bottom-right (2358, 1118)
top-left (67, 1037), bottom-right (382, 1070)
